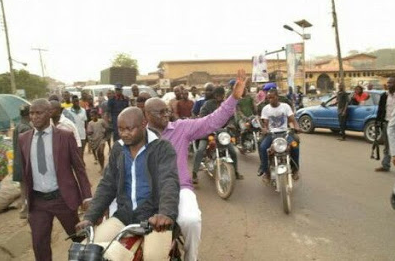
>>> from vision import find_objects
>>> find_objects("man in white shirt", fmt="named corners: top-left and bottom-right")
top-left (258, 89), bottom-right (301, 182)
top-left (67, 95), bottom-right (87, 158)
top-left (49, 100), bottom-right (81, 148)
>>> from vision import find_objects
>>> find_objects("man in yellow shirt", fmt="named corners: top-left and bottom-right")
top-left (61, 91), bottom-right (73, 109)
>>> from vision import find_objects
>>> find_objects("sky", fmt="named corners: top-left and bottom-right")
top-left (1, 0), bottom-right (394, 84)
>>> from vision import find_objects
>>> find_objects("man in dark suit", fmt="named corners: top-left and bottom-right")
top-left (19, 98), bottom-right (92, 261)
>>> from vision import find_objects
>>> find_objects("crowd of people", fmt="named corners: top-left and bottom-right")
top-left (10, 72), bottom-right (312, 260)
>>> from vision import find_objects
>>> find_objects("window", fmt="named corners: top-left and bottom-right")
top-left (334, 73), bottom-right (337, 78)
top-left (363, 72), bottom-right (366, 77)
top-left (360, 95), bottom-right (374, 106)
top-left (326, 97), bottom-right (338, 107)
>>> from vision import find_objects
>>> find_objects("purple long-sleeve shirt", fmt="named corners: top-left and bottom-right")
top-left (156, 96), bottom-right (238, 190)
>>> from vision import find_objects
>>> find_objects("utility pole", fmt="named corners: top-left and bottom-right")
top-left (32, 47), bottom-right (48, 78)
top-left (0, 0), bottom-right (16, 94)
top-left (265, 47), bottom-right (285, 89)
top-left (332, 0), bottom-right (344, 86)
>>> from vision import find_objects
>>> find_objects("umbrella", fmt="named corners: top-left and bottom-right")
top-left (0, 94), bottom-right (30, 131)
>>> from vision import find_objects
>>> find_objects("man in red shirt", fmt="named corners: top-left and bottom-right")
top-left (352, 85), bottom-right (370, 105)
top-left (177, 89), bottom-right (194, 119)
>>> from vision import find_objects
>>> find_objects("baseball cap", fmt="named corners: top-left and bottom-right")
top-left (263, 82), bottom-right (277, 91)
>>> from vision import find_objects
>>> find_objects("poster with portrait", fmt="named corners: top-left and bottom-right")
top-left (159, 78), bottom-right (171, 89)
top-left (252, 54), bottom-right (269, 82)
top-left (286, 43), bottom-right (304, 88)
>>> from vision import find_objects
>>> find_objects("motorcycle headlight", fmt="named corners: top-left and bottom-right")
top-left (218, 132), bottom-right (231, 145)
top-left (272, 137), bottom-right (287, 153)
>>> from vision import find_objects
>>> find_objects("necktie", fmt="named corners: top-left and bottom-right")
top-left (37, 131), bottom-right (47, 175)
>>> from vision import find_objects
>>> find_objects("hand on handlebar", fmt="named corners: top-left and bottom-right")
top-left (75, 220), bottom-right (93, 233)
top-left (148, 214), bottom-right (174, 232)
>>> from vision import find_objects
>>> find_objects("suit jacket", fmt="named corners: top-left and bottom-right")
top-left (19, 126), bottom-right (92, 211)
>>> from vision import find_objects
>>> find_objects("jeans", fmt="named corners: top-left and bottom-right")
top-left (192, 140), bottom-right (238, 174)
top-left (259, 134), bottom-right (299, 174)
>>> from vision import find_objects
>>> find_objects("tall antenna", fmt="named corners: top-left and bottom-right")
top-left (32, 47), bottom-right (48, 78)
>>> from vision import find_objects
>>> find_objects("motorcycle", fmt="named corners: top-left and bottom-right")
top-left (68, 221), bottom-right (183, 261)
top-left (236, 115), bottom-right (263, 154)
top-left (203, 128), bottom-right (236, 199)
top-left (265, 129), bottom-right (298, 214)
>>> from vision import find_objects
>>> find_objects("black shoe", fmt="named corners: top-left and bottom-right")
top-left (236, 172), bottom-right (244, 180)
top-left (257, 167), bottom-right (264, 176)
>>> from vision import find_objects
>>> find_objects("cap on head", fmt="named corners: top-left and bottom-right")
top-left (229, 79), bottom-right (236, 87)
top-left (115, 83), bottom-right (123, 90)
top-left (263, 82), bottom-right (277, 91)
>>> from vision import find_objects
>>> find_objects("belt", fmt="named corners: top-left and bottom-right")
top-left (33, 189), bottom-right (61, 200)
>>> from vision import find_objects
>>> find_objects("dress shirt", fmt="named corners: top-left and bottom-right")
top-left (30, 126), bottom-right (59, 192)
top-left (67, 107), bottom-right (87, 140)
top-left (155, 95), bottom-right (238, 190)
top-left (386, 92), bottom-right (395, 121)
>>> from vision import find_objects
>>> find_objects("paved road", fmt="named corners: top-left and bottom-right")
top-left (2, 129), bottom-right (395, 260)
top-left (196, 130), bottom-right (395, 260)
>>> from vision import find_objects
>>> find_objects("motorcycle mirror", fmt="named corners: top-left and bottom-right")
top-left (320, 102), bottom-right (326, 107)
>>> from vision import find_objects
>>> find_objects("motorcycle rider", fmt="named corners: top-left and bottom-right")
top-left (144, 69), bottom-right (247, 261)
top-left (75, 107), bottom-right (180, 260)
top-left (235, 86), bottom-right (257, 152)
top-left (258, 88), bottom-right (301, 182)
top-left (193, 86), bottom-right (243, 180)
top-left (191, 83), bottom-right (215, 118)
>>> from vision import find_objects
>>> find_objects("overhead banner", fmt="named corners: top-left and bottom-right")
top-left (286, 43), bottom-right (304, 88)
top-left (252, 55), bottom-right (269, 82)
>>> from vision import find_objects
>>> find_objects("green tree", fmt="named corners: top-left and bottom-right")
top-left (0, 69), bottom-right (47, 99)
top-left (112, 53), bottom-right (139, 71)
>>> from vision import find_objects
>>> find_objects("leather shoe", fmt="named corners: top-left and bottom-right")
top-left (375, 167), bottom-right (389, 172)
top-left (236, 172), bottom-right (244, 180)
top-left (292, 172), bottom-right (300, 181)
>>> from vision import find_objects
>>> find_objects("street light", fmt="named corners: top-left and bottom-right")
top-left (12, 59), bottom-right (27, 67)
top-left (283, 19), bottom-right (312, 93)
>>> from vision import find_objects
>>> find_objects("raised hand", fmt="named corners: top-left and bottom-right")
top-left (232, 69), bottom-right (249, 100)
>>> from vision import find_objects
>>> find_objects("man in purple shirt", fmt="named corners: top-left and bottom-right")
top-left (144, 70), bottom-right (247, 261)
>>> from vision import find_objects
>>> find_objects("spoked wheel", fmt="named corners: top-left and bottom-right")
top-left (278, 174), bottom-right (292, 214)
top-left (298, 115), bottom-right (314, 133)
top-left (215, 162), bottom-right (236, 199)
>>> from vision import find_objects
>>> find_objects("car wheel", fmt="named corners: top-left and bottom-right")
top-left (363, 120), bottom-right (382, 143)
top-left (298, 115), bottom-right (314, 133)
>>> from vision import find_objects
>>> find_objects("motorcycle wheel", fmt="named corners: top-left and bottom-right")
top-left (279, 174), bottom-right (292, 214)
top-left (215, 162), bottom-right (236, 199)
